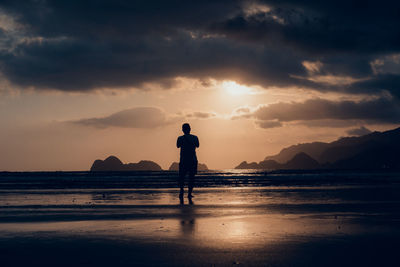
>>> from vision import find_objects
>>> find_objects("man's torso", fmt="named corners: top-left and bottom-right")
top-left (178, 134), bottom-right (199, 163)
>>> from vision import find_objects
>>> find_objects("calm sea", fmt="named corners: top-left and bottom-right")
top-left (0, 170), bottom-right (399, 189)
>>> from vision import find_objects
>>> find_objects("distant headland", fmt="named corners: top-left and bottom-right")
top-left (90, 156), bottom-right (209, 172)
top-left (236, 126), bottom-right (400, 170)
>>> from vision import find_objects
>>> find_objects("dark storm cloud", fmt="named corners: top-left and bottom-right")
top-left (71, 107), bottom-right (171, 128)
top-left (237, 97), bottom-right (400, 128)
top-left (349, 74), bottom-right (400, 98)
top-left (254, 98), bottom-right (400, 122)
top-left (0, 0), bottom-right (399, 97)
top-left (0, 33), bottom-right (310, 91)
top-left (213, 0), bottom-right (400, 54)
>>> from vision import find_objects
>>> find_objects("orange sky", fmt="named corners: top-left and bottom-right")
top-left (1, 1), bottom-right (400, 170)
top-left (0, 79), bottom-right (396, 171)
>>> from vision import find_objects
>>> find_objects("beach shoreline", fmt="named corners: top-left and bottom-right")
top-left (1, 172), bottom-right (399, 266)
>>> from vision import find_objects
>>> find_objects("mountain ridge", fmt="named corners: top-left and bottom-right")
top-left (236, 152), bottom-right (321, 170)
top-left (237, 126), bottom-right (400, 170)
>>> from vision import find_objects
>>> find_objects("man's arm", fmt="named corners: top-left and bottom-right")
top-left (195, 136), bottom-right (199, 148)
top-left (177, 137), bottom-right (181, 148)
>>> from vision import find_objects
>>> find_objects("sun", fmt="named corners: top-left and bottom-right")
top-left (222, 81), bottom-right (254, 96)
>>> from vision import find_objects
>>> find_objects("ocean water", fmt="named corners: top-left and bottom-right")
top-left (0, 169), bottom-right (399, 189)
top-left (0, 170), bottom-right (399, 221)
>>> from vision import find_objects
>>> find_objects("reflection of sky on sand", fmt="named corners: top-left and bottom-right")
top-left (1, 184), bottom-right (400, 251)
top-left (1, 185), bottom-right (396, 206)
top-left (0, 208), bottom-right (391, 250)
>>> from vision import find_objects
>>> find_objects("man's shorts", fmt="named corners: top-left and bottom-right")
top-left (179, 160), bottom-right (198, 176)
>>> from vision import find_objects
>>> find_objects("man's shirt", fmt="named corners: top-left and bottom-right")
top-left (177, 134), bottom-right (199, 163)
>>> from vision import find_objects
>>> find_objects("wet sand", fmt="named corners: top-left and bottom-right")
top-left (1, 184), bottom-right (399, 266)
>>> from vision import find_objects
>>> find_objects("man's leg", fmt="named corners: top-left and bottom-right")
top-left (178, 164), bottom-right (186, 198)
top-left (188, 171), bottom-right (195, 198)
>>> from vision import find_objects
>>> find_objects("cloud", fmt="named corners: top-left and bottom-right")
top-left (371, 54), bottom-right (400, 75)
top-left (346, 126), bottom-right (372, 136)
top-left (70, 107), bottom-right (219, 129)
top-left (0, 30), bottom-right (310, 91)
top-left (0, 0), bottom-right (399, 98)
top-left (185, 111), bottom-right (217, 119)
top-left (255, 120), bottom-right (282, 129)
top-left (71, 107), bottom-right (172, 129)
top-left (231, 106), bottom-right (254, 119)
top-left (255, 98), bottom-right (400, 123)
top-left (234, 106), bottom-right (251, 114)
top-left (296, 119), bottom-right (368, 128)
top-left (212, 1), bottom-right (400, 54)
top-left (235, 97), bottom-right (400, 128)
top-left (348, 74), bottom-right (400, 98)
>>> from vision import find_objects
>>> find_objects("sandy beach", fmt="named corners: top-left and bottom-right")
top-left (0, 172), bottom-right (399, 266)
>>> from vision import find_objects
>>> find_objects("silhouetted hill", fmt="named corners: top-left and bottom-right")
top-left (90, 156), bottom-right (123, 171)
top-left (332, 145), bottom-right (400, 170)
top-left (265, 142), bottom-right (329, 163)
top-left (168, 162), bottom-right (209, 171)
top-left (236, 126), bottom-right (400, 170)
top-left (284, 152), bottom-right (320, 170)
top-left (125, 161), bottom-right (163, 171)
top-left (236, 161), bottom-right (261, 169)
top-left (318, 128), bottom-right (400, 164)
top-left (90, 156), bottom-right (162, 171)
top-left (258, 160), bottom-right (281, 170)
top-left (236, 153), bottom-right (320, 170)
top-left (265, 127), bottom-right (400, 164)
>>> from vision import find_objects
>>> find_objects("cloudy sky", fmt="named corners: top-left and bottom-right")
top-left (0, 0), bottom-right (399, 170)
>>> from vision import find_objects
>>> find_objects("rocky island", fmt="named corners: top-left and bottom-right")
top-left (90, 156), bottom-right (162, 171)
top-left (168, 162), bottom-right (209, 171)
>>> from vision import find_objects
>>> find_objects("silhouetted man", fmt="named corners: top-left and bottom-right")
top-left (177, 123), bottom-right (199, 199)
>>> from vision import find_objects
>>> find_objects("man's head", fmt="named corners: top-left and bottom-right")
top-left (182, 123), bottom-right (191, 134)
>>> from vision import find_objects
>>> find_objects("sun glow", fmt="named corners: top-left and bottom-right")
top-left (222, 81), bottom-right (254, 96)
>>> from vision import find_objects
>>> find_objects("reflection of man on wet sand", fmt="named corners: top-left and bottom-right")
top-left (179, 204), bottom-right (195, 238)
top-left (177, 123), bottom-right (199, 199)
